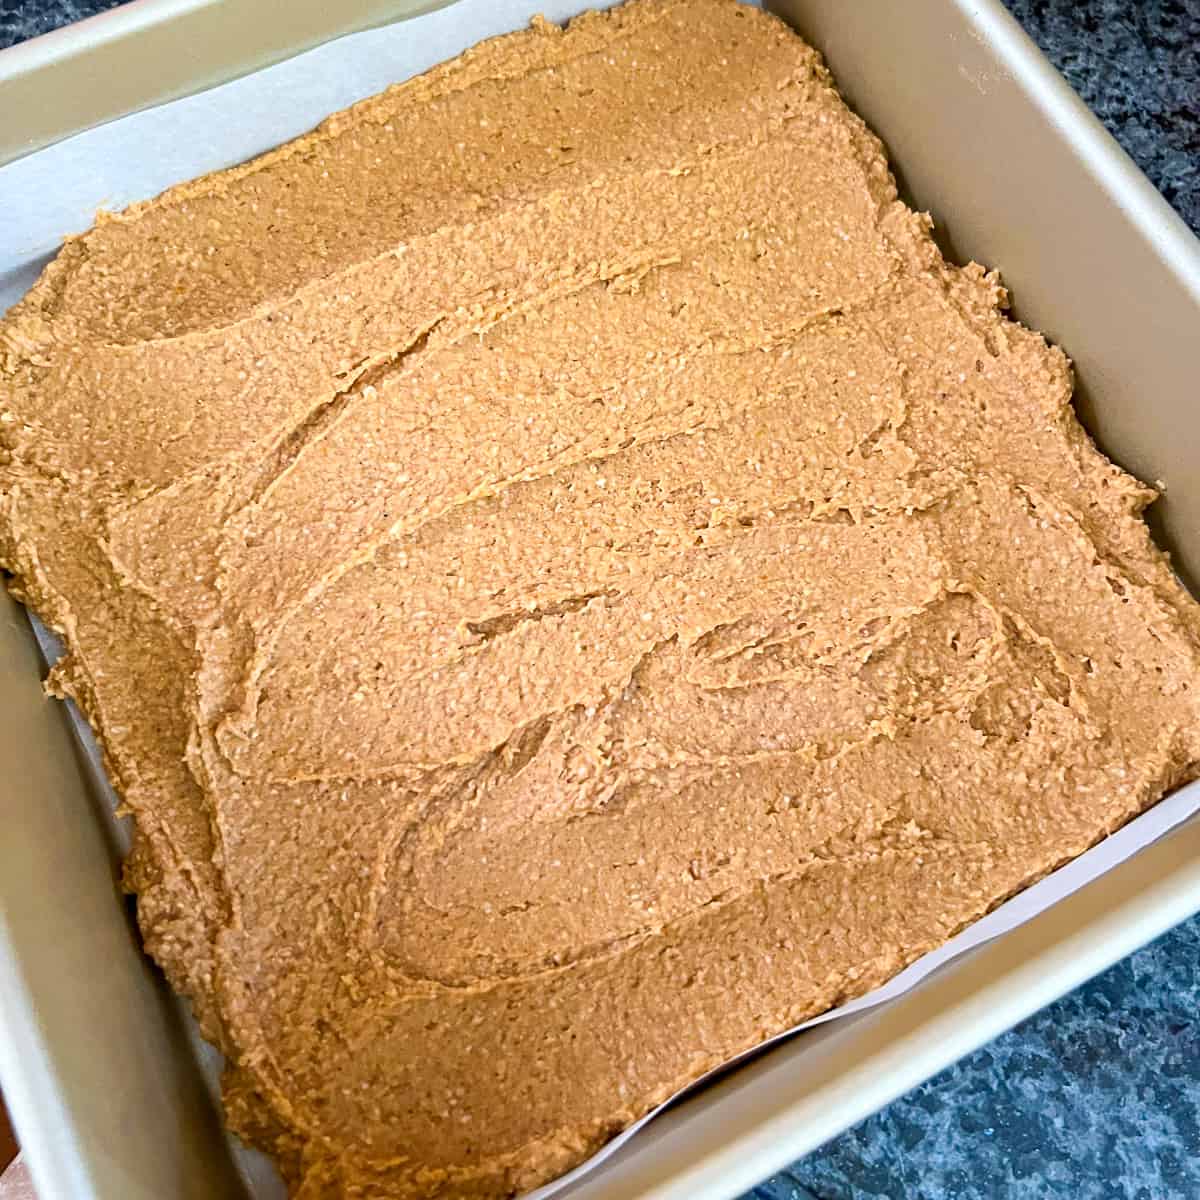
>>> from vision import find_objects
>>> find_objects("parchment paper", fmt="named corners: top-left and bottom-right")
top-left (3, 1), bottom-right (1199, 1196)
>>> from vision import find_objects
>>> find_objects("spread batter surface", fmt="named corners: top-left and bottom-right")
top-left (3, 2), bottom-right (1199, 1196)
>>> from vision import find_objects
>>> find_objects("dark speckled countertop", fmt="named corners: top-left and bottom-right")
top-left (1, 2), bottom-right (1198, 1198)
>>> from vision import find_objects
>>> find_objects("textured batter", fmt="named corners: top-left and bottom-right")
top-left (2, 1), bottom-right (1199, 1196)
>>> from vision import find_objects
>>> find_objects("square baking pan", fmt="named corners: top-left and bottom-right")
top-left (2, 2), bottom-right (1200, 1199)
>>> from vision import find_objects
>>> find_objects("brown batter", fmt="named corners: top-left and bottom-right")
top-left (2, 1), bottom-right (1199, 1196)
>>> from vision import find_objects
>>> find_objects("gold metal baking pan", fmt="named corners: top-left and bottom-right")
top-left (1, 2), bottom-right (1198, 1197)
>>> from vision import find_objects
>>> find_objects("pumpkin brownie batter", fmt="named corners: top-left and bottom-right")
top-left (3, 1), bottom-right (1200, 1196)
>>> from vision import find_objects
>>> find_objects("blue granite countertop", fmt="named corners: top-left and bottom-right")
top-left (2, 2), bottom-right (1197, 1197)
